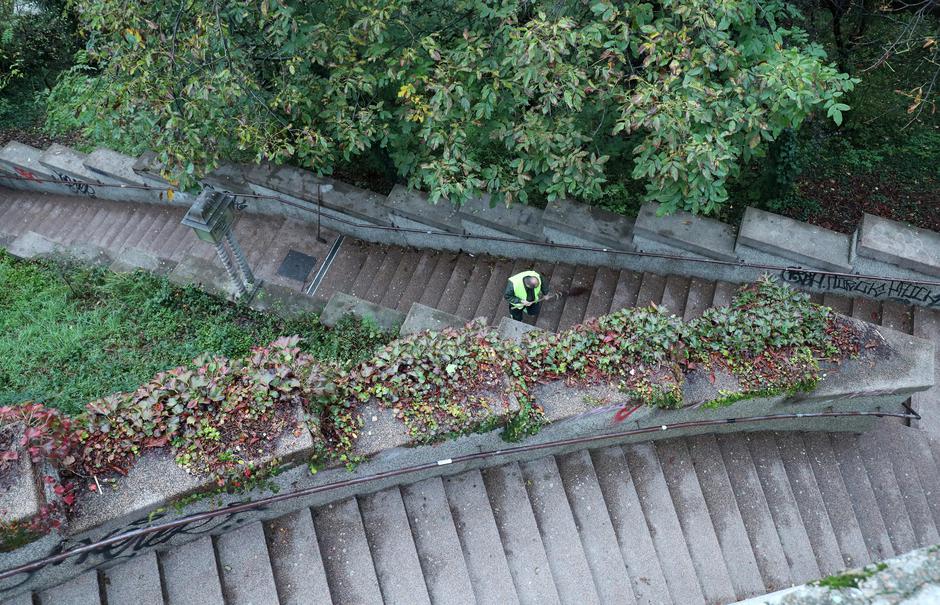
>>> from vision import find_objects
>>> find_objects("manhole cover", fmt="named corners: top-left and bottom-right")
top-left (277, 249), bottom-right (318, 282)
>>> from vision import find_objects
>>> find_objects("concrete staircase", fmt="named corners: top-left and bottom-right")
top-left (4, 189), bottom-right (940, 605)
top-left (10, 423), bottom-right (940, 605)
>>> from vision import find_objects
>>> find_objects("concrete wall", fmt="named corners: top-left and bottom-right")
top-left (2, 139), bottom-right (939, 307)
top-left (0, 298), bottom-right (933, 598)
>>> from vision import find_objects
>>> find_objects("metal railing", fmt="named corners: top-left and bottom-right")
top-left (2, 172), bottom-right (940, 291)
top-left (0, 403), bottom-right (920, 583)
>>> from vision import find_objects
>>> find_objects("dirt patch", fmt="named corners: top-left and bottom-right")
top-left (788, 172), bottom-right (940, 234)
top-left (0, 127), bottom-right (87, 152)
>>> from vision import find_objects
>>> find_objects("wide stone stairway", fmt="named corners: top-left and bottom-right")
top-left (2, 189), bottom-right (940, 605)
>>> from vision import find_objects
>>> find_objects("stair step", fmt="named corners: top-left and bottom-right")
top-left (581, 266), bottom-right (619, 322)
top-left (659, 275), bottom-right (690, 316)
top-left (111, 209), bottom-right (164, 256)
top-left (856, 430), bottom-right (919, 554)
top-left (3, 591), bottom-right (34, 605)
top-left (682, 278), bottom-right (716, 321)
top-left (455, 261), bottom-right (496, 320)
top-left (313, 497), bottom-right (384, 605)
top-left (851, 297), bottom-right (882, 325)
top-left (52, 201), bottom-right (97, 243)
top-left (535, 264), bottom-right (573, 332)
top-left (348, 248), bottom-right (389, 300)
top-left (684, 434), bottom-right (766, 600)
top-left (655, 439), bottom-right (737, 604)
top-left (396, 251), bottom-right (444, 313)
top-left (400, 477), bottom-right (476, 605)
top-left (745, 433), bottom-right (821, 584)
top-left (313, 238), bottom-right (370, 301)
top-left (798, 433), bottom-right (871, 569)
top-left (418, 253), bottom-right (459, 310)
top-left (556, 265), bottom-right (596, 330)
top-left (443, 470), bottom-right (520, 605)
top-left (711, 281), bottom-right (736, 307)
top-left (160, 536), bottom-right (225, 605)
top-left (481, 462), bottom-right (562, 605)
top-left (555, 450), bottom-right (636, 604)
top-left (436, 254), bottom-right (476, 315)
top-left (140, 209), bottom-right (184, 254)
top-left (265, 509), bottom-right (333, 605)
top-left (822, 293), bottom-right (852, 316)
top-left (69, 202), bottom-right (108, 244)
top-left (867, 427), bottom-right (940, 547)
top-left (608, 270), bottom-right (643, 314)
top-left (911, 307), bottom-right (940, 437)
top-left (590, 447), bottom-right (672, 605)
top-left (771, 433), bottom-right (846, 576)
top-left (715, 434), bottom-right (793, 591)
top-left (622, 442), bottom-right (706, 604)
top-left (880, 301), bottom-right (913, 333)
top-left (902, 428), bottom-right (940, 532)
top-left (37, 570), bottom-right (99, 605)
top-left (365, 246), bottom-right (406, 304)
top-left (826, 433), bottom-right (895, 561)
top-left (31, 199), bottom-right (69, 238)
top-left (474, 258), bottom-right (516, 325)
top-left (107, 207), bottom-right (149, 254)
top-left (97, 204), bottom-right (140, 252)
top-left (103, 550), bottom-right (163, 605)
top-left (635, 272), bottom-right (666, 308)
top-left (235, 215), bottom-right (286, 269)
top-left (379, 249), bottom-right (424, 310)
top-left (215, 522), bottom-right (279, 605)
top-left (359, 488), bottom-right (432, 605)
top-left (519, 456), bottom-right (600, 604)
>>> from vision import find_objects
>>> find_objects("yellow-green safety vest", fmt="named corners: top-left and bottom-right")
top-left (508, 271), bottom-right (542, 309)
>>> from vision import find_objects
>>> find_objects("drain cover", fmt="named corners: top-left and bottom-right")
top-left (277, 249), bottom-right (318, 282)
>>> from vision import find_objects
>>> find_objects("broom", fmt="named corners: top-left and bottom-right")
top-left (523, 286), bottom-right (591, 306)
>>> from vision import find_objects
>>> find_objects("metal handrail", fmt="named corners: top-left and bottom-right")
top-left (2, 172), bottom-right (940, 289)
top-left (0, 405), bottom-right (920, 582)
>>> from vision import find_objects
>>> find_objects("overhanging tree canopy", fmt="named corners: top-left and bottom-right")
top-left (51, 0), bottom-right (857, 214)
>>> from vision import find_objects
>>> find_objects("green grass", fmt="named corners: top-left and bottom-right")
top-left (0, 251), bottom-right (390, 414)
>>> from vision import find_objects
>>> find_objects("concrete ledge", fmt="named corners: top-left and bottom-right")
top-left (320, 292), bottom-right (405, 333)
top-left (497, 316), bottom-right (542, 343)
top-left (0, 142), bottom-right (58, 193)
top-left (385, 185), bottom-right (464, 234)
top-left (0, 450), bottom-right (43, 527)
top-left (856, 213), bottom-right (940, 278)
top-left (736, 207), bottom-right (853, 272)
top-left (167, 255), bottom-right (235, 299)
top-left (542, 199), bottom-right (635, 251)
top-left (634, 202), bottom-right (738, 261)
top-left (83, 149), bottom-right (149, 187)
top-left (7, 231), bottom-right (61, 260)
top-left (249, 282), bottom-right (325, 318)
top-left (458, 196), bottom-right (546, 241)
top-left (399, 303), bottom-right (468, 336)
top-left (109, 247), bottom-right (176, 276)
top-left (67, 406), bottom-right (313, 535)
top-left (0, 314), bottom-right (933, 597)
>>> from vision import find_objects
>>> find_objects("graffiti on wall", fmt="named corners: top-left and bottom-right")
top-left (780, 269), bottom-right (940, 308)
top-left (1, 498), bottom-right (267, 592)
top-left (12, 167), bottom-right (38, 182)
top-left (53, 172), bottom-right (96, 197)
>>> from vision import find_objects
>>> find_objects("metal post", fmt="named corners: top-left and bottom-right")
top-left (316, 183), bottom-right (327, 243)
top-left (214, 240), bottom-right (247, 298)
top-left (225, 231), bottom-right (255, 285)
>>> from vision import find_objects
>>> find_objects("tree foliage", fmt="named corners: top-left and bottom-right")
top-left (49, 0), bottom-right (856, 213)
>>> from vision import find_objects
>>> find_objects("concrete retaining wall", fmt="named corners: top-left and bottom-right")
top-left (2, 139), bottom-right (939, 309)
top-left (1, 292), bottom-right (932, 597)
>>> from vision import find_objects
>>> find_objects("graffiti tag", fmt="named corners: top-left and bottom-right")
top-left (781, 268), bottom-right (940, 308)
top-left (53, 172), bottom-right (96, 197)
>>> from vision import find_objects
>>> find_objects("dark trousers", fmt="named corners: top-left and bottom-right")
top-left (509, 302), bottom-right (541, 322)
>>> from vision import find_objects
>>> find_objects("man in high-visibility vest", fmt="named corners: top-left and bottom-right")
top-left (504, 270), bottom-right (548, 322)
